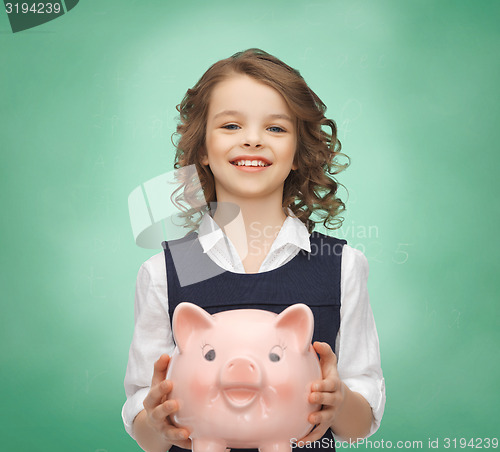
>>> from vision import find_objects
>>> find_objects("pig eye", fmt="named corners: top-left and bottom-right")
top-left (269, 345), bottom-right (284, 362)
top-left (202, 344), bottom-right (216, 361)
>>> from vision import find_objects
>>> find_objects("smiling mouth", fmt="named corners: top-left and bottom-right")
top-left (229, 155), bottom-right (272, 168)
top-left (223, 388), bottom-right (258, 408)
top-left (230, 159), bottom-right (271, 167)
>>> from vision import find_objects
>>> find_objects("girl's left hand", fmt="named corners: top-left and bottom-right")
top-left (298, 341), bottom-right (345, 444)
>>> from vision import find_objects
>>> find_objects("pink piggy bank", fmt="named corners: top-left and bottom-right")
top-left (166, 302), bottom-right (322, 452)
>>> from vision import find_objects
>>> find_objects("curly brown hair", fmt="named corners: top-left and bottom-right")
top-left (172, 48), bottom-right (348, 234)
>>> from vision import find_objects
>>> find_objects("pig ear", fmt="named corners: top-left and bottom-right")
top-left (274, 304), bottom-right (314, 354)
top-left (172, 302), bottom-right (215, 353)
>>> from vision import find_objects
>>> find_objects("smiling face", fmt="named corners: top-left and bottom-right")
top-left (167, 303), bottom-right (322, 443)
top-left (202, 74), bottom-right (297, 203)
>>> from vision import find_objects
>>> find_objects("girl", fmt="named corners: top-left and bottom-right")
top-left (122, 49), bottom-right (385, 452)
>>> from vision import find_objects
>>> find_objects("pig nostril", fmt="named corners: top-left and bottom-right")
top-left (225, 358), bottom-right (260, 378)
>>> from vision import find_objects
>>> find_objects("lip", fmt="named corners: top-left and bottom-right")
top-left (232, 165), bottom-right (269, 172)
top-left (229, 155), bottom-right (272, 172)
top-left (222, 387), bottom-right (258, 408)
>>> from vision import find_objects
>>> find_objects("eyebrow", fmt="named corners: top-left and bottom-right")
top-left (213, 110), bottom-right (293, 122)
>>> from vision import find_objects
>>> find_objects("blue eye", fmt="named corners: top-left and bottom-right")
top-left (268, 126), bottom-right (285, 133)
top-left (222, 124), bottom-right (240, 130)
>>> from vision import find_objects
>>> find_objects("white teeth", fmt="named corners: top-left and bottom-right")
top-left (234, 160), bottom-right (269, 167)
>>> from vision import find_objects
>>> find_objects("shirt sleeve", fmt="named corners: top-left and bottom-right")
top-left (121, 252), bottom-right (176, 439)
top-left (335, 244), bottom-right (386, 439)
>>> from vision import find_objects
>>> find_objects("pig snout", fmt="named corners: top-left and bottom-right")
top-left (220, 357), bottom-right (262, 409)
top-left (222, 357), bottom-right (261, 385)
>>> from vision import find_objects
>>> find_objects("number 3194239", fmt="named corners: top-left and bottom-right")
top-left (5, 3), bottom-right (62, 14)
top-left (444, 437), bottom-right (498, 448)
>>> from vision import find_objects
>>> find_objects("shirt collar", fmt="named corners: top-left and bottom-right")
top-left (197, 209), bottom-right (311, 254)
top-left (271, 212), bottom-right (311, 252)
top-left (197, 213), bottom-right (225, 253)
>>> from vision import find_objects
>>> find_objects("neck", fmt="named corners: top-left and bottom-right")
top-left (212, 194), bottom-right (286, 236)
top-left (211, 192), bottom-right (287, 271)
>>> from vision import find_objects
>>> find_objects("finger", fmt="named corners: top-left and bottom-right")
top-left (296, 423), bottom-right (329, 445)
top-left (143, 380), bottom-right (173, 411)
top-left (161, 423), bottom-right (190, 443)
top-left (172, 439), bottom-right (193, 450)
top-left (150, 399), bottom-right (179, 423)
top-left (173, 438), bottom-right (193, 450)
top-left (309, 390), bottom-right (339, 407)
top-left (311, 376), bottom-right (341, 393)
top-left (313, 342), bottom-right (337, 368)
top-left (151, 354), bottom-right (171, 386)
top-left (308, 407), bottom-right (335, 429)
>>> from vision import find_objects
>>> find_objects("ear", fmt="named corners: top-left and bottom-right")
top-left (200, 146), bottom-right (209, 166)
top-left (292, 148), bottom-right (298, 170)
top-left (172, 302), bottom-right (215, 353)
top-left (274, 304), bottom-right (314, 354)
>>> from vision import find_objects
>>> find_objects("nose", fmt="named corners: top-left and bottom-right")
top-left (244, 141), bottom-right (262, 148)
top-left (220, 357), bottom-right (262, 387)
top-left (242, 128), bottom-right (262, 148)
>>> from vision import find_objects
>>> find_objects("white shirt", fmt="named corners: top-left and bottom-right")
top-left (122, 213), bottom-right (386, 441)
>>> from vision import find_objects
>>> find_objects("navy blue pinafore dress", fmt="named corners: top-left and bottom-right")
top-left (162, 231), bottom-right (347, 452)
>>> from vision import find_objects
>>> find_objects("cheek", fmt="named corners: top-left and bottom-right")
top-left (265, 365), bottom-right (294, 397)
top-left (272, 380), bottom-right (295, 400)
top-left (203, 132), bottom-right (216, 159)
top-left (264, 359), bottom-right (311, 403)
top-left (206, 133), bottom-right (231, 156)
top-left (274, 139), bottom-right (297, 166)
top-left (188, 366), bottom-right (219, 400)
top-left (286, 141), bottom-right (298, 163)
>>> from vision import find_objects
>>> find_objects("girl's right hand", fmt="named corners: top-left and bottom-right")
top-left (143, 354), bottom-right (192, 449)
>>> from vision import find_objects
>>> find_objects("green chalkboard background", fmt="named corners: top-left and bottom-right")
top-left (1, 1), bottom-right (499, 451)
